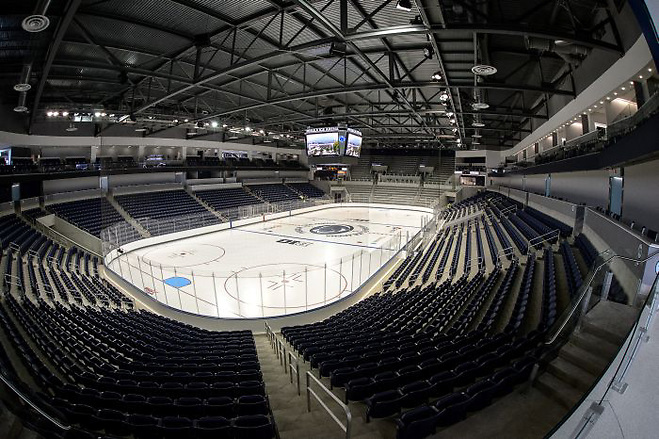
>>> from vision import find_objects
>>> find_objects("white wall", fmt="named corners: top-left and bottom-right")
top-left (623, 160), bottom-right (659, 231)
top-left (43, 176), bottom-right (100, 194)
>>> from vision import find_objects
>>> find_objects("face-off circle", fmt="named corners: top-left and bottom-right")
top-left (141, 243), bottom-right (226, 268)
top-left (309, 224), bottom-right (355, 235)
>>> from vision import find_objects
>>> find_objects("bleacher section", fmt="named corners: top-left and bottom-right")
top-left (194, 187), bottom-right (261, 213)
top-left (349, 150), bottom-right (456, 184)
top-left (248, 184), bottom-right (300, 203)
top-left (286, 183), bottom-right (326, 199)
top-left (344, 184), bottom-right (373, 202)
top-left (48, 197), bottom-right (136, 238)
top-left (0, 187), bottom-right (639, 439)
top-left (371, 185), bottom-right (419, 206)
top-left (115, 190), bottom-right (219, 234)
top-left (0, 214), bottom-right (274, 439)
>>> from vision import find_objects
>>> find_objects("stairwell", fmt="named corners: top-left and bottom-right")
top-left (105, 193), bottom-right (150, 238)
top-left (186, 188), bottom-right (227, 221)
top-left (0, 401), bottom-right (44, 439)
top-left (244, 185), bottom-right (270, 205)
top-left (535, 301), bottom-right (638, 409)
top-left (284, 183), bottom-right (304, 199)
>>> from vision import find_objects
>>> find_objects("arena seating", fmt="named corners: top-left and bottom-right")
top-left (274, 190), bottom-right (620, 439)
top-left (194, 187), bottom-right (261, 213)
top-left (286, 183), bottom-right (326, 199)
top-left (560, 241), bottom-right (583, 298)
top-left (248, 184), bottom-right (300, 203)
top-left (115, 190), bottom-right (219, 234)
top-left (0, 213), bottom-right (274, 439)
top-left (48, 197), bottom-right (135, 238)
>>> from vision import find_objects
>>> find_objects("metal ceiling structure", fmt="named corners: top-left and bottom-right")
top-left (1, 0), bottom-right (632, 149)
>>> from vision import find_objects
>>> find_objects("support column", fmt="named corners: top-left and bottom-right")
top-left (90, 145), bottom-right (98, 163)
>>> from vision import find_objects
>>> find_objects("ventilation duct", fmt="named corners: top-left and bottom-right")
top-left (525, 37), bottom-right (591, 65)
top-left (14, 92), bottom-right (28, 113)
top-left (14, 63), bottom-right (32, 92)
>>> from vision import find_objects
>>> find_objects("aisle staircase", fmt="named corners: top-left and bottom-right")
top-left (187, 188), bottom-right (227, 221)
top-left (534, 301), bottom-right (637, 408)
top-left (105, 194), bottom-right (150, 238)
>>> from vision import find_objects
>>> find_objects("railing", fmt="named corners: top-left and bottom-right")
top-left (547, 269), bottom-right (659, 438)
top-left (495, 246), bottom-right (514, 265)
top-left (306, 371), bottom-right (352, 439)
top-left (103, 201), bottom-right (437, 318)
top-left (527, 229), bottom-right (560, 253)
top-left (101, 198), bottom-right (335, 253)
top-left (0, 372), bottom-right (71, 433)
top-left (105, 227), bottom-right (407, 318)
top-left (288, 350), bottom-right (301, 396)
top-left (545, 250), bottom-right (658, 346)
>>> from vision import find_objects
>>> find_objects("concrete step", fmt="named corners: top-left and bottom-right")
top-left (581, 301), bottom-right (638, 345)
top-left (106, 194), bottom-right (150, 238)
top-left (571, 330), bottom-right (620, 360)
top-left (547, 356), bottom-right (598, 392)
top-left (558, 342), bottom-right (609, 376)
top-left (535, 371), bottom-right (583, 409)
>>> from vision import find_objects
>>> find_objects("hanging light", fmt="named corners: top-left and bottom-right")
top-left (431, 71), bottom-right (442, 81)
top-left (395, 0), bottom-right (413, 12)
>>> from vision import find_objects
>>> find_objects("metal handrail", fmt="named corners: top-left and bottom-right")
top-left (306, 371), bottom-right (352, 439)
top-left (0, 372), bottom-right (71, 431)
top-left (546, 250), bottom-right (659, 345)
top-left (527, 229), bottom-right (560, 252)
top-left (288, 351), bottom-right (301, 396)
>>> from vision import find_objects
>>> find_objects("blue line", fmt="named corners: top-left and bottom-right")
top-left (236, 228), bottom-right (394, 250)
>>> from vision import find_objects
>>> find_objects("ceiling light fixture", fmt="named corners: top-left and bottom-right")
top-left (439, 92), bottom-right (449, 102)
top-left (395, 0), bottom-right (413, 12)
top-left (472, 102), bottom-right (489, 110)
top-left (211, 121), bottom-right (218, 128)
top-left (431, 71), bottom-right (442, 81)
top-left (22, 14), bottom-right (50, 32)
top-left (472, 122), bottom-right (485, 127)
top-left (471, 64), bottom-right (497, 76)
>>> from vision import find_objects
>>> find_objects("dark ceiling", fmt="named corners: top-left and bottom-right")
top-left (0, 0), bottom-right (633, 149)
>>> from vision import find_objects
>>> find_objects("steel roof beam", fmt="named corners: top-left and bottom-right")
top-left (290, 0), bottom-right (436, 137)
top-left (346, 23), bottom-right (623, 53)
top-left (29, 0), bottom-right (82, 133)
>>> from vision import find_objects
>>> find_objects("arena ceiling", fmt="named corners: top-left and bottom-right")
top-left (1, 0), bottom-right (630, 149)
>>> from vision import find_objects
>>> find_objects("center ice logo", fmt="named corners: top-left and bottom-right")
top-left (296, 223), bottom-right (368, 237)
top-left (309, 224), bottom-right (354, 235)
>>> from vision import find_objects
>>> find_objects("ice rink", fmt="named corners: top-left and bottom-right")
top-left (109, 206), bottom-right (431, 318)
